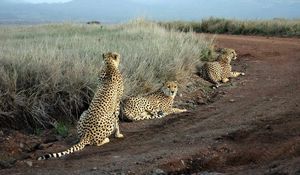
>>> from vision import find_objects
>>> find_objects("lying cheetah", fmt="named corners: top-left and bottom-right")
top-left (199, 48), bottom-right (245, 88)
top-left (121, 81), bottom-right (187, 121)
top-left (38, 52), bottom-right (124, 160)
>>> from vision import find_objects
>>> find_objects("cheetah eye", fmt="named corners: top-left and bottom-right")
top-left (167, 85), bottom-right (170, 88)
top-left (174, 86), bottom-right (177, 88)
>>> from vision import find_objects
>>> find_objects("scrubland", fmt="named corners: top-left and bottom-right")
top-left (0, 19), bottom-right (213, 130)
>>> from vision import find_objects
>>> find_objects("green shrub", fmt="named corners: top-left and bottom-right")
top-left (54, 122), bottom-right (69, 137)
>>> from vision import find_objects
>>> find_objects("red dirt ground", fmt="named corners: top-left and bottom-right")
top-left (1, 34), bottom-right (300, 175)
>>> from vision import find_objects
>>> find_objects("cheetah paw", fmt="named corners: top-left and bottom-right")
top-left (181, 109), bottom-right (187, 112)
top-left (157, 111), bottom-right (165, 118)
top-left (115, 133), bottom-right (124, 138)
top-left (97, 138), bottom-right (110, 146)
top-left (212, 85), bottom-right (219, 89)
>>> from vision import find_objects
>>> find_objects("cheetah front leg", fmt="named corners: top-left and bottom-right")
top-left (221, 78), bottom-right (230, 83)
top-left (113, 103), bottom-right (124, 138)
top-left (230, 71), bottom-right (245, 78)
top-left (172, 108), bottom-right (187, 114)
top-left (114, 117), bottom-right (124, 138)
top-left (96, 138), bottom-right (110, 146)
top-left (208, 71), bottom-right (221, 88)
top-left (164, 108), bottom-right (187, 116)
top-left (145, 109), bottom-right (166, 119)
top-left (134, 110), bottom-right (165, 120)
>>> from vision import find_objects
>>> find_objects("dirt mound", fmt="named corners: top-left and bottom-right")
top-left (0, 130), bottom-right (40, 168)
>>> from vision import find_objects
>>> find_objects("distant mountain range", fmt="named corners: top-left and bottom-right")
top-left (0, 0), bottom-right (300, 24)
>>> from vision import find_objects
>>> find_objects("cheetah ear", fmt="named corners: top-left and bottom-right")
top-left (174, 81), bottom-right (178, 84)
top-left (113, 54), bottom-right (118, 60)
top-left (216, 48), bottom-right (222, 52)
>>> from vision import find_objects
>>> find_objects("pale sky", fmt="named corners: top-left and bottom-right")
top-left (2, 0), bottom-right (299, 21)
top-left (5, 0), bottom-right (300, 5)
top-left (22, 0), bottom-right (71, 4)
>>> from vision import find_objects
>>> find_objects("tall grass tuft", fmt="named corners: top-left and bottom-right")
top-left (161, 17), bottom-right (300, 37)
top-left (0, 19), bottom-right (213, 131)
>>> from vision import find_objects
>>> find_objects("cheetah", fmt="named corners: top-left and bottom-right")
top-left (199, 48), bottom-right (245, 88)
top-left (121, 81), bottom-right (187, 121)
top-left (38, 52), bottom-right (124, 160)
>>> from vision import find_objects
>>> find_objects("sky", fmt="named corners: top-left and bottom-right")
top-left (8, 0), bottom-right (300, 5)
top-left (5, 0), bottom-right (72, 3)
top-left (25, 0), bottom-right (71, 4)
top-left (1, 0), bottom-right (300, 23)
top-left (23, 0), bottom-right (71, 3)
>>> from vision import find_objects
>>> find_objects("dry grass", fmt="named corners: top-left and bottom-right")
top-left (161, 18), bottom-right (300, 37)
top-left (0, 19), bottom-right (213, 131)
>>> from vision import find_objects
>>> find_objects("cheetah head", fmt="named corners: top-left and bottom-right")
top-left (102, 52), bottom-right (121, 68)
top-left (218, 48), bottom-right (238, 63)
top-left (161, 81), bottom-right (178, 98)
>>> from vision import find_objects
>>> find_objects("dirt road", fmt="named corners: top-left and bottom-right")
top-left (1, 34), bottom-right (300, 175)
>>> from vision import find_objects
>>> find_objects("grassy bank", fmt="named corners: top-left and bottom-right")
top-left (0, 19), bottom-right (213, 131)
top-left (161, 18), bottom-right (300, 37)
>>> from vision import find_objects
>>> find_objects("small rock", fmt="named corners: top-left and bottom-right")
top-left (55, 135), bottom-right (63, 141)
top-left (229, 99), bottom-right (235, 103)
top-left (181, 159), bottom-right (185, 166)
top-left (25, 160), bottom-right (33, 167)
top-left (196, 98), bottom-right (206, 105)
top-left (20, 143), bottom-right (24, 148)
top-left (186, 82), bottom-right (193, 87)
top-left (43, 135), bottom-right (58, 144)
top-left (186, 100), bottom-right (195, 104)
top-left (152, 168), bottom-right (166, 175)
top-left (91, 167), bottom-right (97, 171)
top-left (127, 171), bottom-right (135, 175)
top-left (38, 143), bottom-right (53, 149)
top-left (265, 124), bottom-right (272, 130)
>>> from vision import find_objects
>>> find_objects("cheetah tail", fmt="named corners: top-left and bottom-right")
top-left (37, 136), bottom-right (90, 160)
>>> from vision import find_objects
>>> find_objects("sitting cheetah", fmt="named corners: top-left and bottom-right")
top-left (38, 52), bottom-right (124, 160)
top-left (121, 81), bottom-right (187, 121)
top-left (199, 48), bottom-right (245, 88)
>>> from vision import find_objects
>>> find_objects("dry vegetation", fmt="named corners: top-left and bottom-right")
top-left (0, 19), bottom-right (213, 131)
top-left (161, 17), bottom-right (300, 37)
